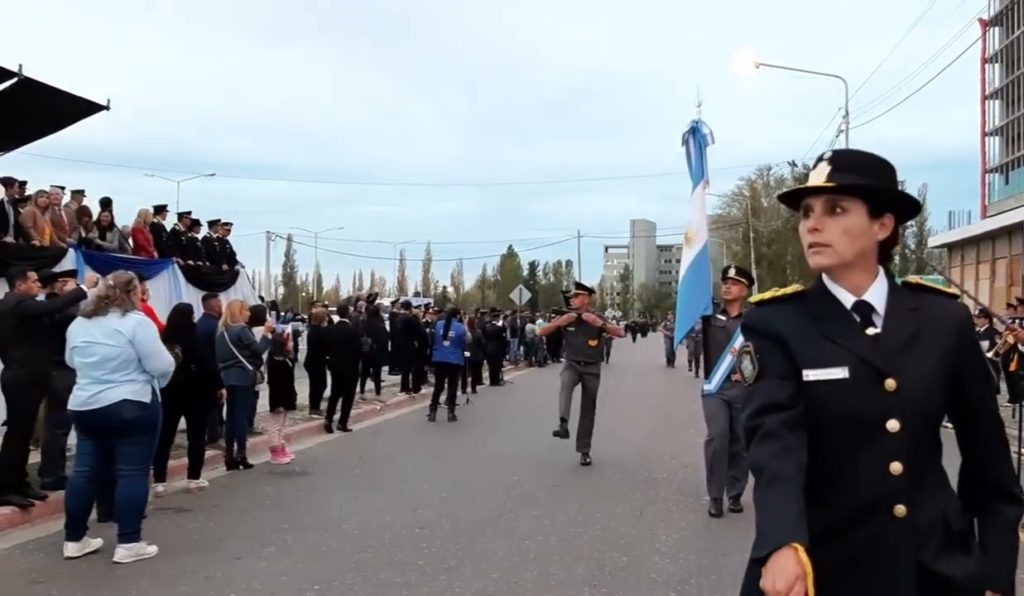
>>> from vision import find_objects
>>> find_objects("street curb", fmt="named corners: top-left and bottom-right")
top-left (0, 365), bottom-right (526, 535)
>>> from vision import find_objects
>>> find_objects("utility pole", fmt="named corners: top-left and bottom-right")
top-left (576, 229), bottom-right (582, 282)
top-left (264, 230), bottom-right (272, 301)
top-left (746, 199), bottom-right (759, 286)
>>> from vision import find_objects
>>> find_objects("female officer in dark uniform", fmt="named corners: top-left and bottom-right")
top-left (739, 149), bottom-right (1023, 596)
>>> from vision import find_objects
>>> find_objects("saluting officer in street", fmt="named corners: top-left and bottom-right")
top-left (539, 281), bottom-right (625, 466)
top-left (700, 264), bottom-right (754, 519)
top-left (739, 148), bottom-right (1023, 596)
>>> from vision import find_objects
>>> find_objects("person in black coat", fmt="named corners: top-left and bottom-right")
top-left (202, 219), bottom-right (223, 268)
top-left (482, 309), bottom-right (508, 386)
top-left (183, 219), bottom-right (207, 265)
top-left (149, 204), bottom-right (172, 258)
top-left (394, 300), bottom-right (421, 394)
top-left (166, 210), bottom-right (191, 262)
top-left (740, 149), bottom-right (1023, 596)
top-left (466, 316), bottom-right (486, 393)
top-left (359, 305), bottom-right (390, 397)
top-left (0, 268), bottom-right (95, 509)
top-left (325, 305), bottom-right (363, 433)
top-left (973, 307), bottom-right (1002, 396)
top-left (303, 308), bottom-right (331, 416)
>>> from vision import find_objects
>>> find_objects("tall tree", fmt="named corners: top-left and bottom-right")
top-left (637, 282), bottom-right (673, 318)
top-left (396, 248), bottom-right (409, 297)
top-left (351, 271), bottom-right (357, 295)
top-left (495, 245), bottom-right (525, 307)
top-left (280, 233), bottom-right (300, 309)
top-left (357, 269), bottom-right (365, 293)
top-left (420, 242), bottom-right (434, 299)
top-left (450, 259), bottom-right (466, 304)
top-left (564, 259), bottom-right (575, 286)
top-left (524, 259), bottom-right (541, 311)
top-left (312, 268), bottom-right (323, 301)
top-left (369, 270), bottom-right (378, 292)
top-left (476, 263), bottom-right (491, 307)
top-left (895, 183), bottom-right (936, 277)
top-left (300, 273), bottom-right (312, 308)
top-left (323, 273), bottom-right (342, 305)
top-left (617, 263), bottom-right (635, 318)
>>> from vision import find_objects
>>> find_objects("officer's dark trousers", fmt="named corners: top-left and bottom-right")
top-left (39, 365), bottom-right (75, 486)
top-left (701, 383), bottom-right (748, 500)
top-left (430, 362), bottom-right (462, 412)
top-left (0, 367), bottom-right (49, 494)
top-left (326, 371), bottom-right (358, 429)
top-left (469, 359), bottom-right (484, 392)
top-left (663, 340), bottom-right (676, 367)
top-left (304, 359), bottom-right (328, 411)
top-left (558, 360), bottom-right (601, 454)
top-left (486, 354), bottom-right (503, 386)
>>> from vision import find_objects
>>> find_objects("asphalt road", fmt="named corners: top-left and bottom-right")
top-left (2, 337), bottom-right (1023, 595)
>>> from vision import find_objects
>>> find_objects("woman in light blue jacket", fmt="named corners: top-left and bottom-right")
top-left (215, 299), bottom-right (274, 471)
top-left (63, 271), bottom-right (176, 565)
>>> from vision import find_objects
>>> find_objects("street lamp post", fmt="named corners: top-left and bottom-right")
top-left (290, 226), bottom-right (345, 300)
top-left (143, 172), bottom-right (217, 212)
top-left (754, 61), bottom-right (850, 148)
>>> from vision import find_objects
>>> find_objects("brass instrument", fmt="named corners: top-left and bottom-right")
top-left (987, 330), bottom-right (1017, 360)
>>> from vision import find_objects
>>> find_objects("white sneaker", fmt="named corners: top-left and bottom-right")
top-left (151, 483), bottom-right (167, 498)
top-left (187, 479), bottom-right (210, 493)
top-left (113, 542), bottom-right (159, 564)
top-left (63, 537), bottom-right (103, 559)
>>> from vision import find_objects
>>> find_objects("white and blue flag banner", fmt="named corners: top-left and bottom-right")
top-left (702, 325), bottom-right (745, 395)
top-left (673, 119), bottom-right (715, 349)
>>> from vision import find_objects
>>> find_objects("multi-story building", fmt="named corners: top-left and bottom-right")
top-left (928, 1), bottom-right (1024, 307)
top-left (600, 219), bottom-right (683, 313)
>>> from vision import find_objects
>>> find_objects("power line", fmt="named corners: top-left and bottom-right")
top-left (801, 107), bottom-right (843, 161)
top-left (14, 150), bottom-right (765, 188)
top-left (850, 34), bottom-right (981, 130)
top-left (279, 233), bottom-right (576, 262)
top-left (852, 6), bottom-right (984, 116)
top-left (850, 0), bottom-right (940, 99)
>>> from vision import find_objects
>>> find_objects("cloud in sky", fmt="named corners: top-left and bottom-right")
top-left (2, 0), bottom-right (987, 287)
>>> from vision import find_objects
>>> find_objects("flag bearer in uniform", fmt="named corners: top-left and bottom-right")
top-left (539, 282), bottom-right (625, 467)
top-left (739, 148), bottom-right (1023, 596)
top-left (700, 264), bottom-right (754, 519)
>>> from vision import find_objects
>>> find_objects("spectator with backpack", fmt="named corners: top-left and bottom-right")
top-left (359, 305), bottom-right (389, 398)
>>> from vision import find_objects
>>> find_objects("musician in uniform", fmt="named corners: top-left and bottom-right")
top-left (973, 308), bottom-right (1002, 396)
top-left (167, 210), bottom-right (192, 262)
top-left (700, 264), bottom-right (754, 518)
top-left (739, 148), bottom-right (1023, 596)
top-left (220, 221), bottom-right (239, 268)
top-left (1000, 298), bottom-right (1024, 407)
top-left (538, 282), bottom-right (625, 466)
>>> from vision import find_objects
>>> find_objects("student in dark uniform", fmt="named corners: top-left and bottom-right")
top-left (219, 221), bottom-right (239, 268)
top-left (167, 210), bottom-right (192, 262)
top-left (150, 204), bottom-right (172, 258)
top-left (202, 219), bottom-right (223, 268)
top-left (700, 264), bottom-right (754, 519)
top-left (739, 149), bottom-right (1023, 596)
top-left (183, 219), bottom-right (207, 265)
top-left (482, 308), bottom-right (508, 387)
top-left (973, 308), bottom-right (1002, 396)
top-left (539, 282), bottom-right (625, 466)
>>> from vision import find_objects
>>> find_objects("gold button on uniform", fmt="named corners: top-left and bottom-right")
top-left (892, 504), bottom-right (908, 518)
top-left (884, 378), bottom-right (898, 392)
top-left (889, 461), bottom-right (904, 476)
top-left (885, 418), bottom-right (901, 433)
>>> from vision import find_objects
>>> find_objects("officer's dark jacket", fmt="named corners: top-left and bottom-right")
top-left (701, 309), bottom-right (742, 379)
top-left (739, 277), bottom-right (1023, 596)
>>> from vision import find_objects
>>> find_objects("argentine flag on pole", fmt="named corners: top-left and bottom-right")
top-left (673, 119), bottom-right (714, 350)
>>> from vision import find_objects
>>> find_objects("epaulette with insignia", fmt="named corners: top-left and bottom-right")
top-left (900, 276), bottom-right (960, 299)
top-left (748, 284), bottom-right (806, 305)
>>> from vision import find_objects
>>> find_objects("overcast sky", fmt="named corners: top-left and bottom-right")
top-left (2, 0), bottom-right (986, 289)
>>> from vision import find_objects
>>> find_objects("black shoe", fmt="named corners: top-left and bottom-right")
top-left (427, 410), bottom-right (437, 422)
top-left (728, 496), bottom-right (744, 514)
top-left (324, 421), bottom-right (335, 434)
top-left (0, 493), bottom-right (35, 509)
top-left (580, 453), bottom-right (592, 467)
top-left (552, 426), bottom-right (570, 440)
top-left (309, 409), bottom-right (323, 417)
top-left (39, 477), bottom-right (67, 492)
top-left (447, 411), bottom-right (458, 422)
top-left (708, 498), bottom-right (724, 518)
top-left (225, 454), bottom-right (240, 471)
top-left (337, 425), bottom-right (353, 433)
top-left (18, 486), bottom-right (49, 501)
top-left (237, 456), bottom-right (255, 470)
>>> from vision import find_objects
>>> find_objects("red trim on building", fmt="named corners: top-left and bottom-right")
top-left (980, 17), bottom-right (989, 219)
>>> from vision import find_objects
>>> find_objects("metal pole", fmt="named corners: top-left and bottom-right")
top-left (577, 229), bottom-right (582, 282)
top-left (314, 232), bottom-right (320, 300)
top-left (841, 77), bottom-right (850, 149)
top-left (746, 199), bottom-right (758, 286)
top-left (755, 61), bottom-right (850, 147)
top-left (175, 182), bottom-right (181, 213)
top-left (264, 231), bottom-right (272, 301)
top-left (392, 243), bottom-right (398, 293)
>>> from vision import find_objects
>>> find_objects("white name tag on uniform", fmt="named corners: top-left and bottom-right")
top-left (802, 367), bottom-right (850, 381)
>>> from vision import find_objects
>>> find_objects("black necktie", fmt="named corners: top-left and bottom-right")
top-left (850, 299), bottom-right (877, 334)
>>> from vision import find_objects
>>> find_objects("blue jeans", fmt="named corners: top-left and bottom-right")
top-left (508, 338), bottom-right (520, 363)
top-left (65, 394), bottom-right (161, 544)
top-left (225, 384), bottom-right (255, 457)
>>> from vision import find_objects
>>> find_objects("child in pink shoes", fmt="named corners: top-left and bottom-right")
top-left (266, 332), bottom-right (298, 464)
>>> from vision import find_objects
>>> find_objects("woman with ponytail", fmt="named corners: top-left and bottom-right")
top-left (428, 306), bottom-right (467, 423)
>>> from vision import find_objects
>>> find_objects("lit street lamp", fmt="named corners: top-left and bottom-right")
top-left (290, 226), bottom-right (345, 300)
top-left (143, 172), bottom-right (217, 212)
top-left (735, 50), bottom-right (850, 149)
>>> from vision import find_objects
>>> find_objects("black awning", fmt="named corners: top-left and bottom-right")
top-left (0, 72), bottom-right (108, 155)
top-left (0, 66), bottom-right (19, 86)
